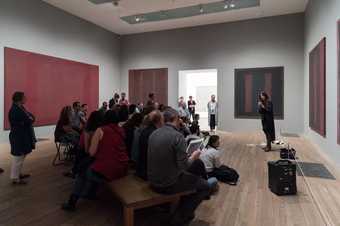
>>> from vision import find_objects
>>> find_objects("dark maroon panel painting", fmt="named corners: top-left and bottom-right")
top-left (338, 20), bottom-right (340, 144)
top-left (129, 68), bottom-right (168, 106)
top-left (309, 38), bottom-right (326, 137)
top-left (4, 47), bottom-right (99, 130)
top-left (234, 67), bottom-right (284, 119)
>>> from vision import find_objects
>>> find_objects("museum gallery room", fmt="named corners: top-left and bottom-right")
top-left (1, 0), bottom-right (340, 226)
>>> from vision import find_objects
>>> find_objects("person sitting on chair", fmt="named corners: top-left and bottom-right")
top-left (55, 106), bottom-right (80, 146)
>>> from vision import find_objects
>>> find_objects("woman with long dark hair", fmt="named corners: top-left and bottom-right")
top-left (54, 106), bottom-right (80, 146)
top-left (8, 91), bottom-right (36, 185)
top-left (62, 110), bottom-right (129, 211)
top-left (258, 91), bottom-right (275, 152)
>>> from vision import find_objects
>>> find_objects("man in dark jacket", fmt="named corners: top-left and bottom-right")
top-left (136, 110), bottom-right (163, 180)
top-left (258, 91), bottom-right (275, 152)
top-left (148, 108), bottom-right (211, 226)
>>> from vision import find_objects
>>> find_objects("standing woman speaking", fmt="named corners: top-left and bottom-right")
top-left (9, 92), bottom-right (36, 185)
top-left (258, 91), bottom-right (275, 152)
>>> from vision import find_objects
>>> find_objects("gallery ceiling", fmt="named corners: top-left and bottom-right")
top-left (42, 0), bottom-right (308, 35)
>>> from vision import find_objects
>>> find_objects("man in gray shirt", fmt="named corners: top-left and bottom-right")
top-left (148, 108), bottom-right (211, 226)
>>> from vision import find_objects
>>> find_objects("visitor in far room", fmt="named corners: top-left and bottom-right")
top-left (207, 95), bottom-right (218, 133)
top-left (146, 93), bottom-right (156, 107)
top-left (79, 104), bottom-right (88, 124)
top-left (8, 91), bottom-right (36, 185)
top-left (258, 91), bottom-right (276, 152)
top-left (188, 96), bottom-right (196, 121)
top-left (109, 92), bottom-right (120, 109)
top-left (99, 101), bottom-right (108, 116)
top-left (119, 92), bottom-right (129, 106)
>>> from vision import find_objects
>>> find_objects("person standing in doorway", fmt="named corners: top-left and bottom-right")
top-left (207, 95), bottom-right (218, 133)
top-left (119, 92), bottom-right (129, 106)
top-left (187, 96), bottom-right (196, 121)
top-left (258, 91), bottom-right (275, 152)
top-left (9, 91), bottom-right (36, 185)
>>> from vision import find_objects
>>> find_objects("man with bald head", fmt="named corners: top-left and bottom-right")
top-left (148, 108), bottom-right (211, 226)
top-left (136, 110), bottom-right (164, 180)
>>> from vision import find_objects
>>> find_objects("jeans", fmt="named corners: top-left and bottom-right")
top-left (72, 168), bottom-right (105, 198)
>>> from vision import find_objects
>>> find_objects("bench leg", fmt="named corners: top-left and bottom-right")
top-left (124, 207), bottom-right (134, 226)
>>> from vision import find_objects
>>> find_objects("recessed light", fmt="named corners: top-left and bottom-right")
top-left (135, 16), bottom-right (141, 22)
top-left (199, 5), bottom-right (204, 13)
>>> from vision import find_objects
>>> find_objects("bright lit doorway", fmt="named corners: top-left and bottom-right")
top-left (178, 69), bottom-right (218, 130)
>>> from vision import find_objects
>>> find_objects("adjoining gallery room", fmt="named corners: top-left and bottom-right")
top-left (0, 0), bottom-right (340, 226)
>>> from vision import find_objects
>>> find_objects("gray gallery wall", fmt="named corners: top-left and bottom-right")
top-left (0, 0), bottom-right (121, 142)
top-left (121, 13), bottom-right (305, 134)
top-left (304, 0), bottom-right (340, 167)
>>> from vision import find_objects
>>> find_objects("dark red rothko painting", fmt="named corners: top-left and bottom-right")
top-left (4, 47), bottom-right (99, 130)
top-left (309, 38), bottom-right (326, 137)
top-left (338, 20), bottom-right (340, 144)
top-left (234, 67), bottom-right (284, 119)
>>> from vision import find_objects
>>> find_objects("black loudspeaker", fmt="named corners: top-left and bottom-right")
top-left (268, 160), bottom-right (297, 196)
top-left (280, 148), bottom-right (296, 160)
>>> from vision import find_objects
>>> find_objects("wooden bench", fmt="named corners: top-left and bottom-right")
top-left (109, 174), bottom-right (194, 226)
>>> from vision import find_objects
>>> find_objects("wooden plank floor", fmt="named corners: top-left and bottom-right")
top-left (0, 132), bottom-right (339, 226)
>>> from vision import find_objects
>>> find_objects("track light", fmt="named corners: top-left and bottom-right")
top-left (199, 5), bottom-right (204, 13)
top-left (224, 0), bottom-right (229, 9)
top-left (230, 0), bottom-right (236, 8)
top-left (135, 16), bottom-right (141, 22)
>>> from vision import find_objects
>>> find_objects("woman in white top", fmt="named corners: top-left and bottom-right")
top-left (200, 135), bottom-right (239, 185)
top-left (207, 95), bottom-right (218, 132)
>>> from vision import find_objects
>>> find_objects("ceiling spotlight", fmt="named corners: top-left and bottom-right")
top-left (199, 5), bottom-right (204, 13)
top-left (230, 0), bottom-right (236, 8)
top-left (135, 16), bottom-right (141, 22)
top-left (224, 2), bottom-right (229, 9)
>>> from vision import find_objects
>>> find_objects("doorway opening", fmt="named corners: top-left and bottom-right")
top-left (178, 69), bottom-right (218, 130)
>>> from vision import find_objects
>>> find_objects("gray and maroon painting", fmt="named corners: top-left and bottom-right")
top-left (309, 38), bottom-right (326, 137)
top-left (234, 67), bottom-right (284, 119)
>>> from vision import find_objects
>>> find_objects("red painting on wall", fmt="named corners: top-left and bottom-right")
top-left (309, 38), bottom-right (326, 137)
top-left (4, 47), bottom-right (99, 130)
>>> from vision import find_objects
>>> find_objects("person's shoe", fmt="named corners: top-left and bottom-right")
top-left (61, 202), bottom-right (76, 212)
top-left (12, 179), bottom-right (27, 185)
top-left (19, 174), bottom-right (31, 179)
top-left (0, 168), bottom-right (4, 174)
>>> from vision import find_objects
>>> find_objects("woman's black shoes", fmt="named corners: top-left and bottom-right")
top-left (0, 168), bottom-right (4, 174)
top-left (61, 202), bottom-right (76, 212)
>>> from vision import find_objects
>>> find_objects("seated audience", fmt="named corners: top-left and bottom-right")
top-left (179, 117), bottom-right (191, 138)
top-left (54, 106), bottom-right (80, 146)
top-left (130, 114), bottom-right (150, 163)
top-left (62, 110), bottom-right (129, 211)
top-left (118, 104), bottom-right (129, 125)
top-left (136, 111), bottom-right (163, 180)
top-left (136, 102), bottom-right (144, 113)
top-left (128, 104), bottom-right (137, 116)
top-left (119, 92), bottom-right (129, 105)
top-left (123, 113), bottom-right (143, 158)
top-left (71, 101), bottom-right (82, 132)
top-left (99, 101), bottom-right (108, 115)
top-left (200, 135), bottom-right (239, 185)
top-left (79, 104), bottom-right (88, 124)
top-left (147, 108), bottom-right (213, 226)
top-left (186, 123), bottom-right (201, 145)
top-left (64, 110), bottom-right (104, 178)
top-left (109, 93), bottom-right (120, 109)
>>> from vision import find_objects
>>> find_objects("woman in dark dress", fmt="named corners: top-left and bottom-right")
top-left (9, 92), bottom-right (36, 185)
top-left (258, 91), bottom-right (275, 152)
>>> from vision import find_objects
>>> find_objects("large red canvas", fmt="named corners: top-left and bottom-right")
top-left (309, 38), bottom-right (326, 137)
top-left (4, 47), bottom-right (99, 129)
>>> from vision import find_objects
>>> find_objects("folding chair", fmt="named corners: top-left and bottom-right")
top-left (53, 141), bottom-right (74, 166)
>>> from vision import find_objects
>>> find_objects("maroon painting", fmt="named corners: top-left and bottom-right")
top-left (234, 67), bottom-right (284, 119)
top-left (129, 68), bottom-right (168, 106)
top-left (4, 47), bottom-right (99, 130)
top-left (309, 38), bottom-right (326, 137)
top-left (338, 20), bottom-right (340, 144)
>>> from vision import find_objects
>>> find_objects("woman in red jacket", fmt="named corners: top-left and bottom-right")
top-left (62, 110), bottom-right (129, 211)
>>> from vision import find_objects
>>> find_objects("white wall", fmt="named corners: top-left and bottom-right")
top-left (121, 13), bottom-right (305, 134)
top-left (0, 0), bottom-right (121, 142)
top-left (304, 0), bottom-right (340, 167)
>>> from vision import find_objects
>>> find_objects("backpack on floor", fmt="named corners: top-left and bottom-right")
top-left (212, 165), bottom-right (239, 184)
